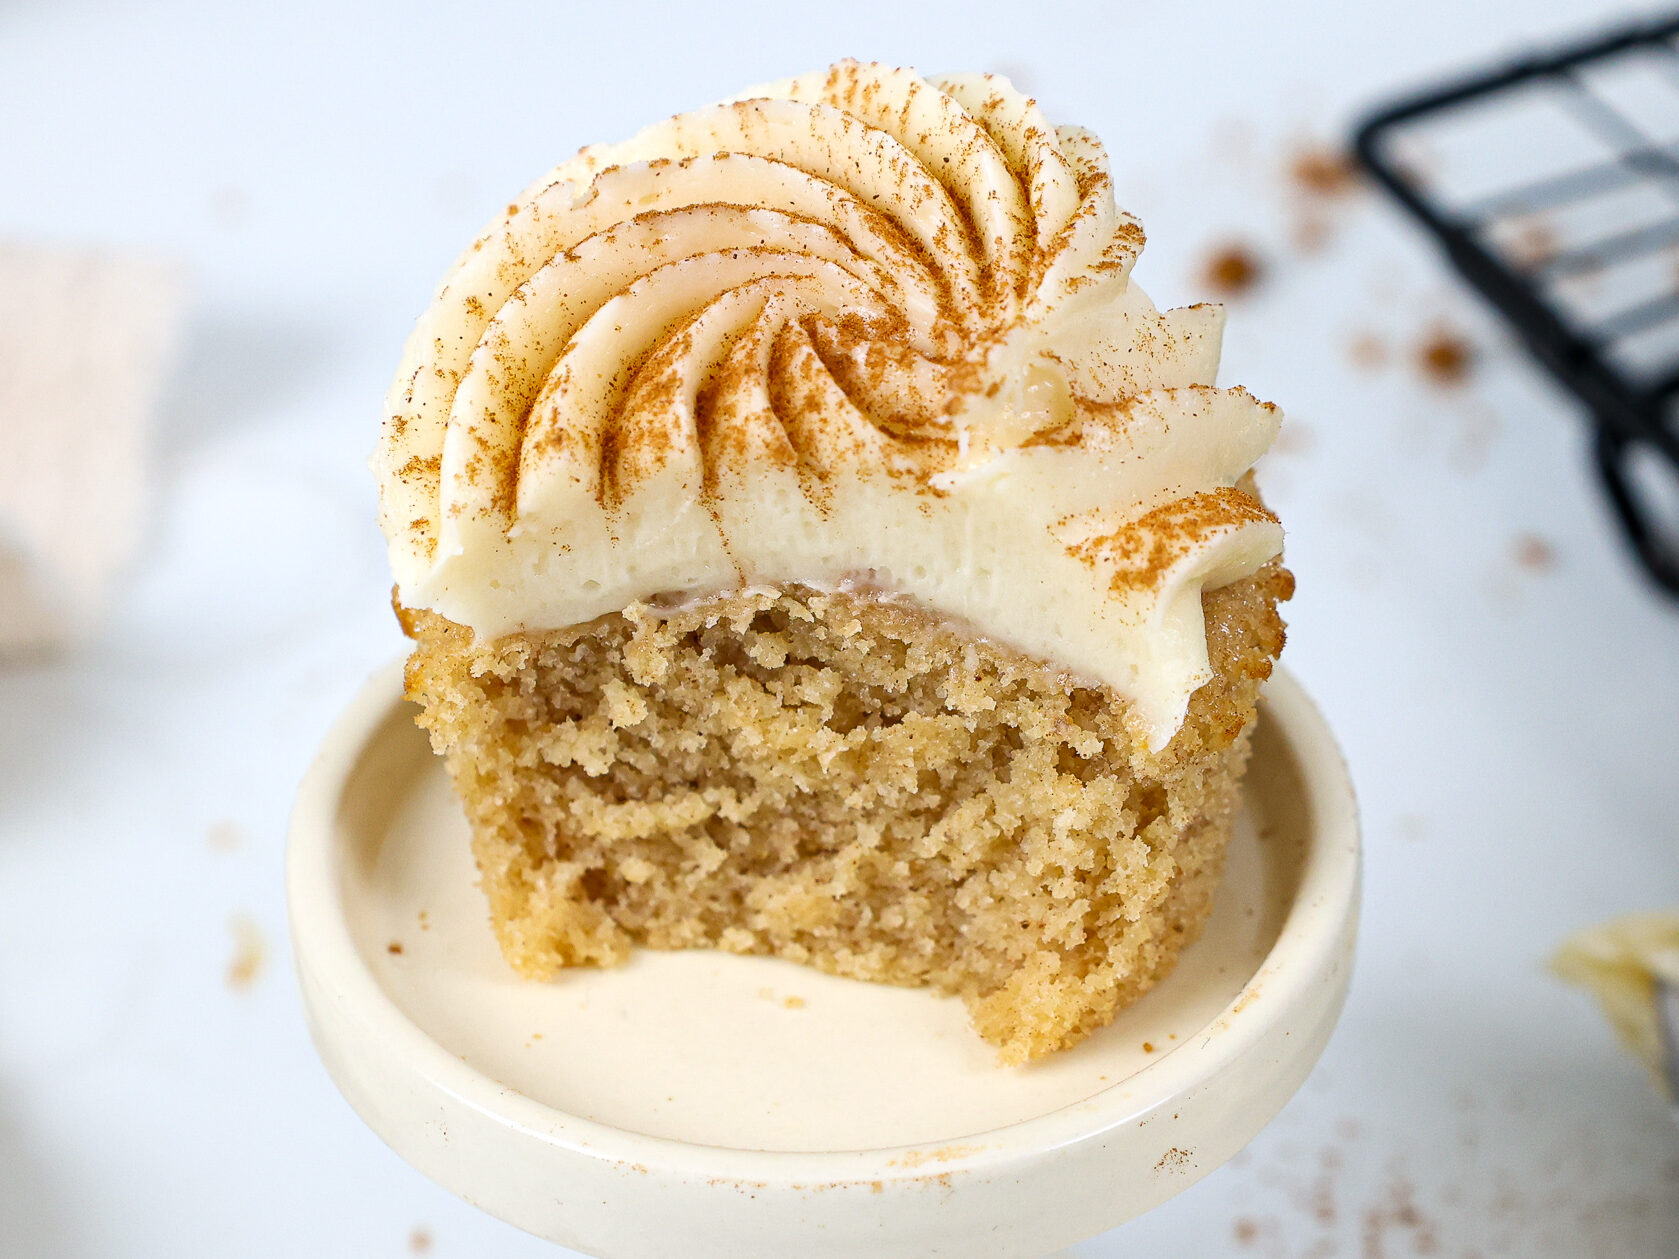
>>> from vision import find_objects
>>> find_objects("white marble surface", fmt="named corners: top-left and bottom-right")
top-left (2, 1), bottom-right (1677, 1255)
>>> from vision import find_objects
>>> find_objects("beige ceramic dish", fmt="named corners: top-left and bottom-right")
top-left (288, 660), bottom-right (1359, 1258)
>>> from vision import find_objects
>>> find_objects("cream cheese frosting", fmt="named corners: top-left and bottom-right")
top-left (374, 61), bottom-right (1284, 750)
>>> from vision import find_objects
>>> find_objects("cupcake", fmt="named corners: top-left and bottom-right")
top-left (374, 61), bottom-right (1290, 1064)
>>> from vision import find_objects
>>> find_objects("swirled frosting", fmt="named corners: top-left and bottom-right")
top-left (375, 62), bottom-right (1283, 750)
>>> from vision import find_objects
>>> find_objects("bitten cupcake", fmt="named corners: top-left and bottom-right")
top-left (374, 61), bottom-right (1290, 1064)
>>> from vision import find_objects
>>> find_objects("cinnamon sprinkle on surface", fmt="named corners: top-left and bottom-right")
top-left (1504, 217), bottom-right (1558, 270)
top-left (1201, 243), bottom-right (1264, 297)
top-left (1288, 145), bottom-right (1360, 199)
top-left (1512, 533), bottom-right (1557, 572)
top-left (1271, 421), bottom-right (1314, 456)
top-left (226, 916), bottom-right (266, 991)
top-left (1348, 332), bottom-right (1387, 371)
top-left (1416, 325), bottom-right (1476, 387)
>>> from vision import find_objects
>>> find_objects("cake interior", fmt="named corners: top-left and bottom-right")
top-left (399, 564), bottom-right (1289, 1064)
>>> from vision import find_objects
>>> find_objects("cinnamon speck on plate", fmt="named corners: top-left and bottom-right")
top-left (206, 820), bottom-right (241, 852)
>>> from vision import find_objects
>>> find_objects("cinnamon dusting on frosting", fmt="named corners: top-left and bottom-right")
top-left (1073, 489), bottom-right (1279, 594)
top-left (373, 61), bottom-right (1287, 749)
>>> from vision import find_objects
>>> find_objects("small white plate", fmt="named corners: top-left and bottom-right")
top-left (288, 662), bottom-right (1359, 1258)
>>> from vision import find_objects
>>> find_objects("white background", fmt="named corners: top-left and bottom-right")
top-left (3, 0), bottom-right (1678, 1255)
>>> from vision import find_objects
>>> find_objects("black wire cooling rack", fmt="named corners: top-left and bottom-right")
top-left (1355, 12), bottom-right (1679, 598)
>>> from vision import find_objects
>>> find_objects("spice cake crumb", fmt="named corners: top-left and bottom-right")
top-left (400, 565), bottom-right (1288, 1063)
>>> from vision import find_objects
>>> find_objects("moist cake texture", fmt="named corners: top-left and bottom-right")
top-left (376, 61), bottom-right (1291, 1061)
top-left (402, 566), bottom-right (1286, 1064)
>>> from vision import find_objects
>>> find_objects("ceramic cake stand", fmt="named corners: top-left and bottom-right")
top-left (288, 662), bottom-right (1359, 1258)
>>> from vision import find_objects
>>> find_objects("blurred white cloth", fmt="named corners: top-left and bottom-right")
top-left (0, 244), bottom-right (187, 654)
